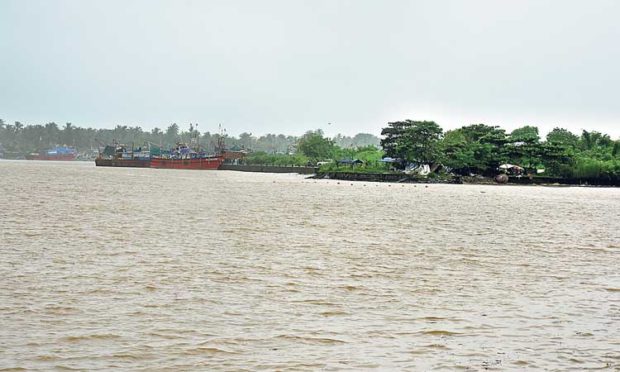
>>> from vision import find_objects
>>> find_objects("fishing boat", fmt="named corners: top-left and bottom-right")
top-left (150, 143), bottom-right (224, 170)
top-left (26, 146), bottom-right (78, 161)
top-left (96, 126), bottom-right (227, 170)
top-left (95, 143), bottom-right (150, 167)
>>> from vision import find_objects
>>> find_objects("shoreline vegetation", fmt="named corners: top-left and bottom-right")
top-left (1, 118), bottom-right (619, 186)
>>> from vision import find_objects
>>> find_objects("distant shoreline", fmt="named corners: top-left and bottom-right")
top-left (311, 171), bottom-right (620, 187)
top-left (2, 159), bottom-right (617, 187)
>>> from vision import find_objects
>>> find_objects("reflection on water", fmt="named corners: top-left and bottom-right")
top-left (1, 160), bottom-right (619, 370)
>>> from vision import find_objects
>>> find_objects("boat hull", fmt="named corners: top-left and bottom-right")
top-left (26, 154), bottom-right (78, 161)
top-left (95, 158), bottom-right (151, 167)
top-left (150, 157), bottom-right (224, 170)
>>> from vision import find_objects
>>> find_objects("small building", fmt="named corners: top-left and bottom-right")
top-left (337, 158), bottom-right (363, 166)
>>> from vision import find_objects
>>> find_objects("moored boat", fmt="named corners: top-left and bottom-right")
top-left (150, 156), bottom-right (223, 169)
top-left (95, 128), bottom-right (228, 170)
top-left (95, 158), bottom-right (151, 167)
top-left (95, 144), bottom-right (151, 167)
top-left (150, 142), bottom-right (224, 170)
top-left (26, 146), bottom-right (78, 161)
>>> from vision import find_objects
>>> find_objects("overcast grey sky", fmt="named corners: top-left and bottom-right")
top-left (1, 0), bottom-right (619, 137)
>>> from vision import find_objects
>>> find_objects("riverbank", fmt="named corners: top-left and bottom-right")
top-left (311, 171), bottom-right (462, 184)
top-left (219, 164), bottom-right (317, 174)
top-left (312, 171), bottom-right (620, 187)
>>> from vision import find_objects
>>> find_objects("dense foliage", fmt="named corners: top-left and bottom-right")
top-left (243, 152), bottom-right (310, 166)
top-left (381, 120), bottom-right (620, 181)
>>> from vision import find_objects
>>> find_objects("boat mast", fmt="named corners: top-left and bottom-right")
top-left (217, 124), bottom-right (226, 155)
top-left (196, 123), bottom-right (200, 153)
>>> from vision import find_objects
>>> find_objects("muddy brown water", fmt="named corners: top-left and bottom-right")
top-left (1, 160), bottom-right (619, 370)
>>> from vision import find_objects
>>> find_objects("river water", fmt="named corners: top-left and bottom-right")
top-left (1, 160), bottom-right (619, 371)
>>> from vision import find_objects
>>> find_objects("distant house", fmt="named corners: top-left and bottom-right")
top-left (337, 158), bottom-right (363, 166)
top-left (380, 157), bottom-right (399, 163)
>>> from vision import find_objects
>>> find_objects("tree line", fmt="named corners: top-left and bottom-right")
top-left (380, 120), bottom-right (620, 181)
top-left (0, 119), bottom-right (379, 156)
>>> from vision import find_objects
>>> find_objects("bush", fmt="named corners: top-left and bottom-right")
top-left (244, 152), bottom-right (309, 166)
top-left (572, 158), bottom-right (620, 181)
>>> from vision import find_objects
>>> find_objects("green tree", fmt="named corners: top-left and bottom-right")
top-left (580, 130), bottom-right (612, 152)
top-left (61, 122), bottom-right (75, 146)
top-left (539, 142), bottom-right (575, 177)
top-left (44, 122), bottom-right (60, 146)
top-left (507, 126), bottom-right (541, 170)
top-left (546, 127), bottom-right (579, 147)
top-left (380, 120), bottom-right (443, 165)
top-left (613, 141), bottom-right (620, 158)
top-left (536, 127), bottom-right (578, 177)
top-left (440, 124), bottom-right (507, 175)
top-left (510, 125), bottom-right (540, 144)
top-left (441, 129), bottom-right (475, 174)
top-left (165, 123), bottom-right (179, 144)
top-left (21, 124), bottom-right (45, 152)
top-left (351, 133), bottom-right (380, 147)
top-left (297, 130), bottom-right (335, 161)
top-left (238, 132), bottom-right (255, 150)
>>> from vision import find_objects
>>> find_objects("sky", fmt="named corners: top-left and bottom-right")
top-left (1, 0), bottom-right (619, 138)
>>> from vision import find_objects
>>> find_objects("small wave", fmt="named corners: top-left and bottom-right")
top-left (424, 343), bottom-right (449, 349)
top-left (320, 310), bottom-right (348, 317)
top-left (274, 335), bottom-right (346, 345)
top-left (184, 346), bottom-right (238, 355)
top-left (110, 353), bottom-right (149, 360)
top-left (147, 332), bottom-right (185, 339)
top-left (419, 330), bottom-right (462, 336)
top-left (575, 331), bottom-right (594, 337)
top-left (604, 288), bottom-right (620, 292)
top-left (52, 366), bottom-right (81, 371)
top-left (84, 288), bottom-right (114, 294)
top-left (35, 355), bottom-right (59, 361)
top-left (61, 334), bottom-right (121, 342)
top-left (293, 299), bottom-right (336, 306)
top-left (287, 363), bottom-right (327, 369)
top-left (142, 303), bottom-right (162, 308)
top-left (43, 306), bottom-right (81, 315)
top-left (417, 316), bottom-right (447, 322)
top-left (349, 273), bottom-right (373, 278)
top-left (341, 285), bottom-right (363, 291)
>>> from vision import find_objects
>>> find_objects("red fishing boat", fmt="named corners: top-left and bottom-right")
top-left (150, 156), bottom-right (223, 169)
top-left (150, 140), bottom-right (225, 170)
